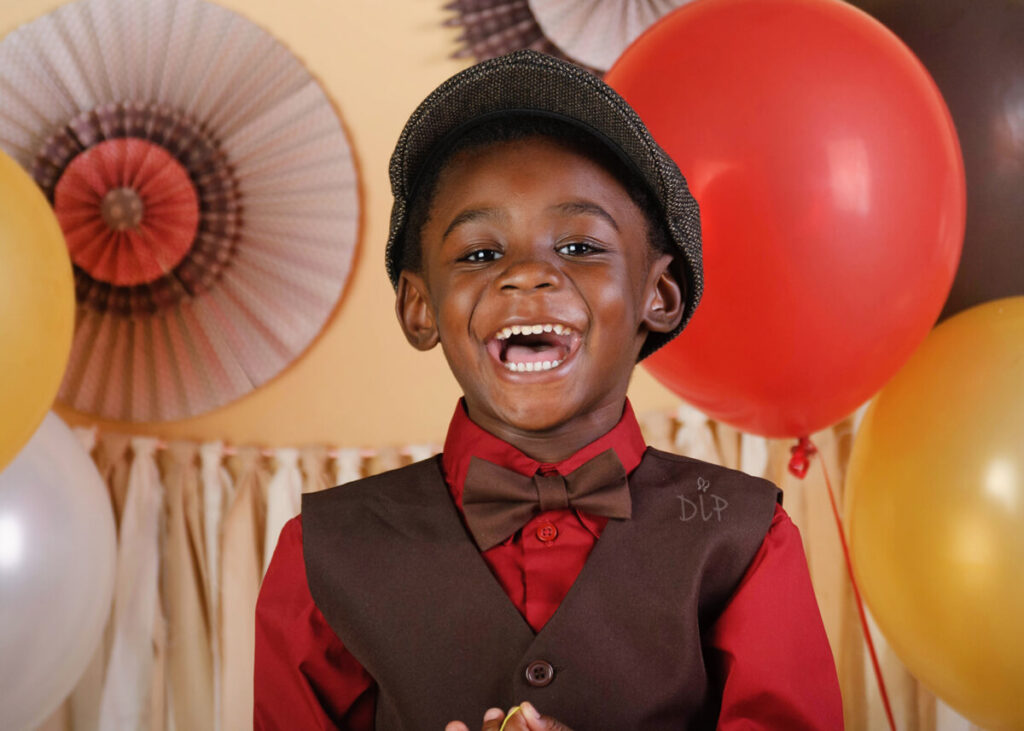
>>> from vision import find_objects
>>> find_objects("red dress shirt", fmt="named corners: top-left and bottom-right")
top-left (255, 401), bottom-right (843, 730)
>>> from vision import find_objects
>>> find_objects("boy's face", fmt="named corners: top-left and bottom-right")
top-left (397, 136), bottom-right (683, 444)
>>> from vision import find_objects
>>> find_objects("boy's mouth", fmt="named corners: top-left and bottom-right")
top-left (486, 323), bottom-right (581, 373)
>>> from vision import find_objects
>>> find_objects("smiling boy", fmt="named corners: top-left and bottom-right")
top-left (397, 130), bottom-right (680, 457)
top-left (255, 51), bottom-right (843, 730)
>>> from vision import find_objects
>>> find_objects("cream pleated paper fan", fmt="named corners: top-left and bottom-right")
top-left (0, 0), bottom-right (359, 422)
top-left (443, 0), bottom-right (596, 72)
top-left (528, 0), bottom-right (689, 71)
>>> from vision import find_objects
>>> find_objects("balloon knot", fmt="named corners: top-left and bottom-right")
top-left (787, 436), bottom-right (817, 479)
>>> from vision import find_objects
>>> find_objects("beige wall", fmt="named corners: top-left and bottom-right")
top-left (3, 0), bottom-right (682, 448)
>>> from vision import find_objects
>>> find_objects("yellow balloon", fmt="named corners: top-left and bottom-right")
top-left (0, 150), bottom-right (75, 473)
top-left (847, 297), bottom-right (1024, 731)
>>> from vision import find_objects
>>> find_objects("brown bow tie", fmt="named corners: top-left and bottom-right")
top-left (462, 448), bottom-right (632, 550)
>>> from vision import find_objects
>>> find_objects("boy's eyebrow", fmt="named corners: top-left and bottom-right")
top-left (549, 201), bottom-right (619, 231)
top-left (442, 207), bottom-right (507, 240)
top-left (442, 201), bottom-right (620, 240)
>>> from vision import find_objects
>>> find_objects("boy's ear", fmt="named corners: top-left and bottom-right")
top-left (396, 270), bottom-right (440, 351)
top-left (642, 254), bottom-right (686, 334)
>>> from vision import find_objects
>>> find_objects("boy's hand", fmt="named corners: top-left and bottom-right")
top-left (445, 702), bottom-right (574, 731)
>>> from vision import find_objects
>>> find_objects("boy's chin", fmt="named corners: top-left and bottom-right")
top-left (498, 409), bottom-right (569, 435)
top-left (475, 397), bottom-right (595, 437)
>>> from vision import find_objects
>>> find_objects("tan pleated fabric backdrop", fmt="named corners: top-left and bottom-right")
top-left (34, 409), bottom-right (983, 731)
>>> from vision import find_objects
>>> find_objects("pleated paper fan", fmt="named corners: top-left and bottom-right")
top-left (443, 0), bottom-right (598, 73)
top-left (528, 0), bottom-right (689, 71)
top-left (0, 0), bottom-right (359, 422)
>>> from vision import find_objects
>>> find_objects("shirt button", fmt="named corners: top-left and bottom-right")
top-left (535, 521), bottom-right (558, 542)
top-left (524, 660), bottom-right (555, 687)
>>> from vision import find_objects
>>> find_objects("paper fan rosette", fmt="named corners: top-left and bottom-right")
top-left (0, 0), bottom-right (359, 421)
top-left (528, 0), bottom-right (690, 72)
top-left (444, 0), bottom-right (597, 72)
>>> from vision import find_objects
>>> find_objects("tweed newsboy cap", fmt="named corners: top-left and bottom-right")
top-left (386, 49), bottom-right (703, 358)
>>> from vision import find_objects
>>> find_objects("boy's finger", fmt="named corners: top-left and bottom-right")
top-left (444, 722), bottom-right (470, 731)
top-left (519, 702), bottom-right (574, 731)
top-left (479, 706), bottom-right (506, 731)
top-left (495, 706), bottom-right (531, 731)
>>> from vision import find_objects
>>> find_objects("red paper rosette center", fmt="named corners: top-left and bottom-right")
top-left (101, 187), bottom-right (144, 230)
top-left (54, 138), bottom-right (199, 286)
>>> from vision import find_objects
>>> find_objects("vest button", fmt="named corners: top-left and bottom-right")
top-left (535, 522), bottom-right (558, 542)
top-left (525, 660), bottom-right (555, 687)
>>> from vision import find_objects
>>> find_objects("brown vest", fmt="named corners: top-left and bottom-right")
top-left (303, 448), bottom-right (781, 730)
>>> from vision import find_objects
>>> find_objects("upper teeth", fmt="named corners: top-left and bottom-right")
top-left (495, 323), bottom-right (568, 340)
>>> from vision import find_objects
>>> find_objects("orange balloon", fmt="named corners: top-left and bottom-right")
top-left (0, 150), bottom-right (75, 472)
top-left (846, 297), bottom-right (1024, 730)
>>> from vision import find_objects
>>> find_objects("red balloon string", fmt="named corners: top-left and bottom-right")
top-left (792, 437), bottom-right (897, 731)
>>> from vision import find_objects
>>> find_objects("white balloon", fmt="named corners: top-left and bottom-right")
top-left (0, 412), bottom-right (116, 731)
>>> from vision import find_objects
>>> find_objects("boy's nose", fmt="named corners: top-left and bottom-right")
top-left (497, 257), bottom-right (563, 292)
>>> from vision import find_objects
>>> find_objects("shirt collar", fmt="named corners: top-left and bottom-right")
top-left (441, 398), bottom-right (648, 525)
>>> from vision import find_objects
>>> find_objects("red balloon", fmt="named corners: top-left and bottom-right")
top-left (606, 0), bottom-right (965, 438)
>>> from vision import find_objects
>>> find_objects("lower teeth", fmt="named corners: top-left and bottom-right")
top-left (504, 359), bottom-right (562, 373)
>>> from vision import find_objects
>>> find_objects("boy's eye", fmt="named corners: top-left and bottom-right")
top-left (460, 248), bottom-right (503, 263)
top-left (557, 241), bottom-right (602, 256)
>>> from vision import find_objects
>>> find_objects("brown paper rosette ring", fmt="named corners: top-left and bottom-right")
top-left (35, 103), bottom-right (239, 315)
top-left (0, 0), bottom-right (359, 422)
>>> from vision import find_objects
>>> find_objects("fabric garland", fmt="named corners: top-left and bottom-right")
top-left (29, 412), bottom-right (980, 731)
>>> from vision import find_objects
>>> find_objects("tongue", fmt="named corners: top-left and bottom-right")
top-left (506, 343), bottom-right (564, 364)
